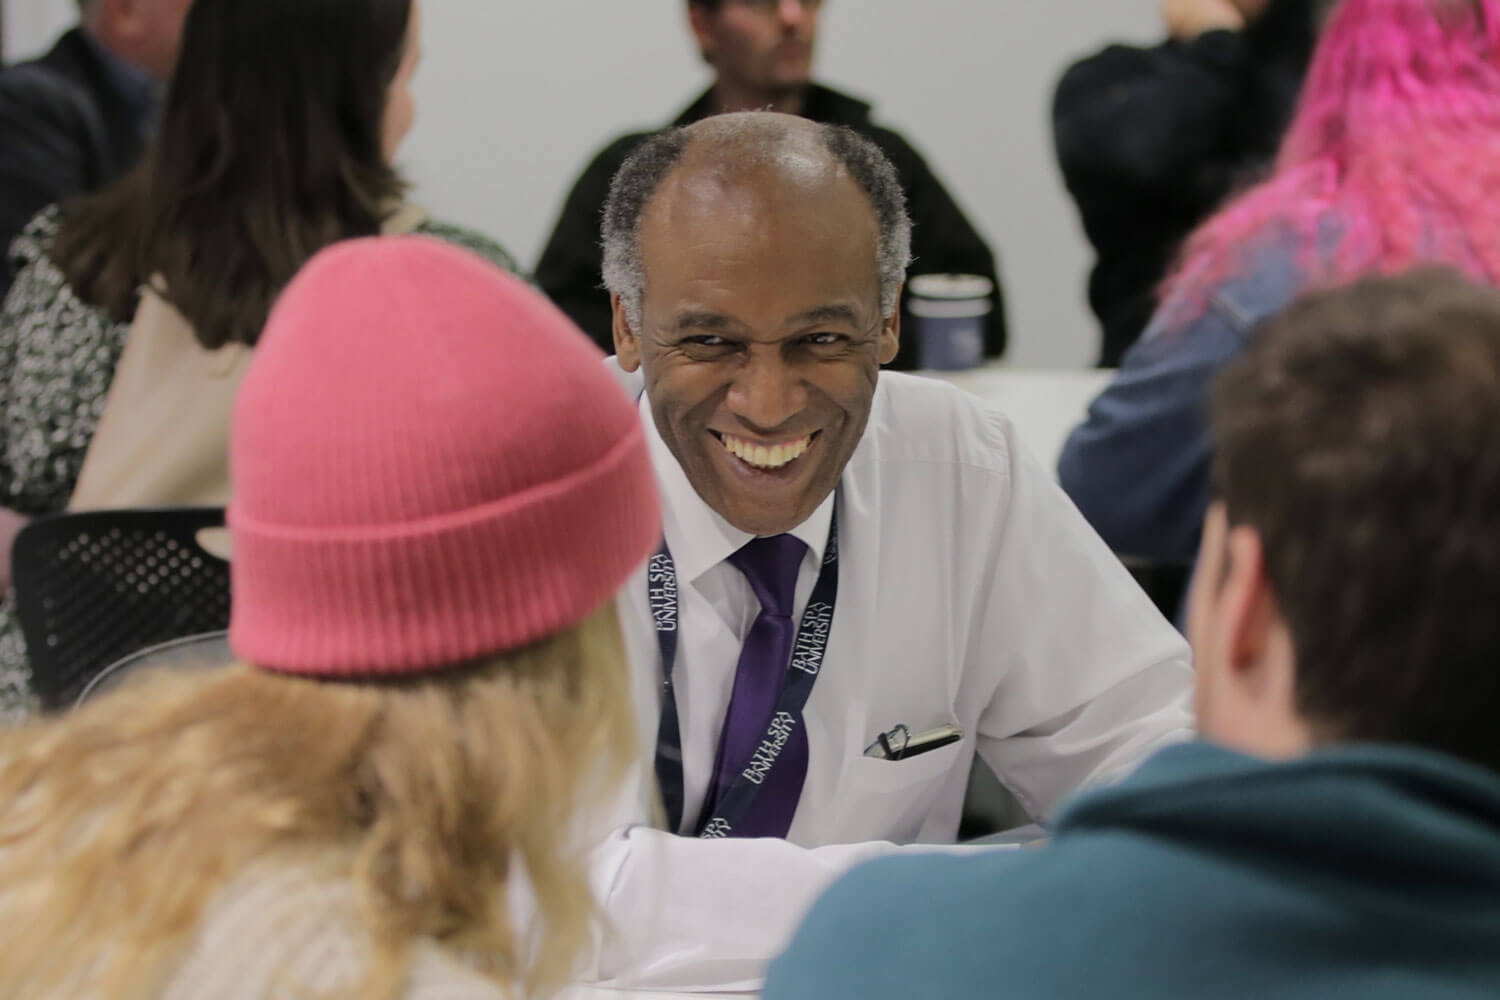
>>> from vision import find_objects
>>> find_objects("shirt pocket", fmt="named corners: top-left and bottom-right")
top-left (835, 740), bottom-right (966, 844)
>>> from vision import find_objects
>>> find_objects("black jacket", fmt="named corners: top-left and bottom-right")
top-left (1053, 0), bottom-right (1317, 366)
top-left (536, 84), bottom-right (1005, 370)
top-left (0, 29), bottom-right (148, 301)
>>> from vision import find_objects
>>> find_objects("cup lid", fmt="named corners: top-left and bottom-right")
top-left (908, 273), bottom-right (995, 300)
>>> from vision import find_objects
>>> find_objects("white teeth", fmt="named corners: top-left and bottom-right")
top-left (720, 433), bottom-right (812, 470)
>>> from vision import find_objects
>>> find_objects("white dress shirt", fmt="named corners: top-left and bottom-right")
top-left (587, 367), bottom-right (1193, 990)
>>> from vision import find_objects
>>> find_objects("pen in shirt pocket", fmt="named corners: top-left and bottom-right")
top-left (862, 722), bottom-right (964, 761)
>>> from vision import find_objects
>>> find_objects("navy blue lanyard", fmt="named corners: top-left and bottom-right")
top-left (651, 505), bottom-right (840, 837)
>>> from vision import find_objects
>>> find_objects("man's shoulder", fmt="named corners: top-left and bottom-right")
top-left (856, 372), bottom-right (1016, 478)
top-left (0, 62), bottom-right (72, 115)
top-left (580, 128), bottom-right (659, 178)
top-left (806, 83), bottom-right (924, 159)
top-left (0, 32), bottom-right (96, 116)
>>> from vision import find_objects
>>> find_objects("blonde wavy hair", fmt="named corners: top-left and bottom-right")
top-left (0, 602), bottom-right (635, 1000)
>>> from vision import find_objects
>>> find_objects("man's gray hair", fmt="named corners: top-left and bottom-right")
top-left (602, 116), bottom-right (913, 332)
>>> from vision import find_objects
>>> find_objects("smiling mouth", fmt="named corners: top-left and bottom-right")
top-left (713, 431), bottom-right (818, 471)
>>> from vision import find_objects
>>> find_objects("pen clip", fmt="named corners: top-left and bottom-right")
top-left (863, 722), bottom-right (965, 761)
top-left (864, 723), bottom-right (910, 760)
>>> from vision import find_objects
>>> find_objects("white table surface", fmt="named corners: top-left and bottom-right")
top-left (920, 365), bottom-right (1112, 476)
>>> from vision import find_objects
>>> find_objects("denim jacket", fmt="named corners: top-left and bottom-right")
top-left (1057, 247), bottom-right (1304, 563)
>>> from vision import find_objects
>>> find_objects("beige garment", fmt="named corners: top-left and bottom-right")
top-left (68, 288), bottom-right (249, 510)
top-left (68, 203), bottom-right (432, 512)
top-left (156, 860), bottom-right (511, 1000)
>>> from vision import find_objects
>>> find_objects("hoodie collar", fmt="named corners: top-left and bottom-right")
top-left (674, 82), bottom-right (874, 129)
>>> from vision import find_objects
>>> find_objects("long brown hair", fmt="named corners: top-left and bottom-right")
top-left (0, 603), bottom-right (635, 1000)
top-left (52, 0), bottom-right (412, 348)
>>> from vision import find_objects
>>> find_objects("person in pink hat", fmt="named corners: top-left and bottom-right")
top-left (0, 236), bottom-right (661, 1000)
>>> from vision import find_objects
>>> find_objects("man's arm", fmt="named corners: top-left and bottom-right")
top-left (535, 136), bottom-right (644, 352)
top-left (972, 412), bottom-right (1195, 820)
top-left (0, 72), bottom-right (97, 300)
top-left (581, 774), bottom-right (996, 992)
top-left (584, 811), bottom-right (906, 992)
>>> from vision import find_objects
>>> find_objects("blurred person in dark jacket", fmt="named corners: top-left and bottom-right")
top-left (0, 0), bottom-right (194, 300)
top-left (537, 0), bottom-right (1004, 370)
top-left (1053, 0), bottom-right (1323, 366)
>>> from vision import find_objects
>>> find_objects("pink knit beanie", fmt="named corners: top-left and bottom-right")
top-left (227, 236), bottom-right (661, 676)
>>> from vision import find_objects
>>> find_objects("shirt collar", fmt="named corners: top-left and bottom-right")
top-left (641, 393), bottom-right (835, 586)
top-left (81, 30), bottom-right (159, 138)
top-left (673, 83), bottom-right (871, 129)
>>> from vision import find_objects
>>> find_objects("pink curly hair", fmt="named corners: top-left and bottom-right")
top-left (1165, 0), bottom-right (1500, 307)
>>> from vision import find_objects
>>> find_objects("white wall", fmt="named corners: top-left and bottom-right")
top-left (2, 0), bottom-right (75, 63)
top-left (4, 0), bottom-right (1165, 368)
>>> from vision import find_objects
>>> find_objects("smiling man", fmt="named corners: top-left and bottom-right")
top-left (618, 128), bottom-right (891, 542)
top-left (579, 112), bottom-right (1192, 990)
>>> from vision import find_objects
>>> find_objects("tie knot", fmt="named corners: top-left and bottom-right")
top-left (729, 534), bottom-right (807, 617)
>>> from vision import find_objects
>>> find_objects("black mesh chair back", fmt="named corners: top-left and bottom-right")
top-left (11, 507), bottom-right (231, 710)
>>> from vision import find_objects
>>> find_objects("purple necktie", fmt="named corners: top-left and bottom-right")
top-left (701, 533), bottom-right (809, 838)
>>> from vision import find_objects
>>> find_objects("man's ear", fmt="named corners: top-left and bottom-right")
top-left (1220, 525), bottom-right (1277, 684)
top-left (612, 294), bottom-right (642, 372)
top-left (687, 3), bottom-right (717, 63)
top-left (877, 287), bottom-right (902, 366)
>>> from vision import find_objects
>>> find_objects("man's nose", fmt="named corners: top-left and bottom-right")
top-left (778, 0), bottom-right (810, 29)
top-left (727, 352), bottom-right (808, 434)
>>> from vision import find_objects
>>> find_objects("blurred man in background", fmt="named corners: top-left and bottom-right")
top-left (538, 0), bottom-right (1004, 371)
top-left (0, 0), bottom-right (192, 299)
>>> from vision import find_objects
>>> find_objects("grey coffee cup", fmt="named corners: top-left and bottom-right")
top-left (908, 274), bottom-right (994, 371)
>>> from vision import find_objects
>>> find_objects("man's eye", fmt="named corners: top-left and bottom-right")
top-left (683, 335), bottom-right (730, 348)
top-left (804, 332), bottom-right (849, 347)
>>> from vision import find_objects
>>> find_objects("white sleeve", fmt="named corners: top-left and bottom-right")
top-left (583, 821), bottom-right (903, 992)
top-left (972, 413), bottom-right (1195, 820)
top-left (577, 761), bottom-right (988, 992)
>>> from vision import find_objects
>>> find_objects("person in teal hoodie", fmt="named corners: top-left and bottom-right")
top-left (764, 268), bottom-right (1500, 1000)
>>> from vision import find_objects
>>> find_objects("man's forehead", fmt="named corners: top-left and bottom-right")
top-left (679, 130), bottom-right (837, 185)
top-left (677, 112), bottom-right (830, 167)
top-left (638, 172), bottom-right (879, 307)
top-left (640, 154), bottom-right (875, 250)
